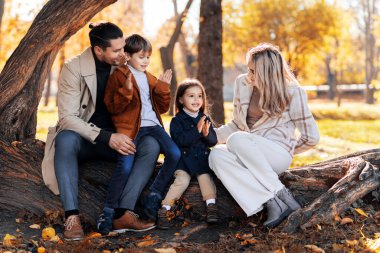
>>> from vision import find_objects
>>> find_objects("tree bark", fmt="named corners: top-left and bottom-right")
top-left (1, 138), bottom-right (378, 230)
top-left (0, 0), bottom-right (117, 142)
top-left (160, 0), bottom-right (193, 115)
top-left (198, 0), bottom-right (224, 125)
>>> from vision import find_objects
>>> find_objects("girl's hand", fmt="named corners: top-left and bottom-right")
top-left (202, 119), bottom-right (211, 137)
top-left (123, 72), bottom-right (133, 90)
top-left (159, 69), bottom-right (172, 84)
top-left (197, 115), bottom-right (206, 133)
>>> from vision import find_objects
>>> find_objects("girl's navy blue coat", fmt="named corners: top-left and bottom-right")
top-left (170, 110), bottom-right (217, 176)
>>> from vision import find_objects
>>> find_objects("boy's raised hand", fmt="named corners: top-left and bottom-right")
top-left (202, 118), bottom-right (211, 137)
top-left (159, 69), bottom-right (172, 84)
top-left (123, 72), bottom-right (133, 90)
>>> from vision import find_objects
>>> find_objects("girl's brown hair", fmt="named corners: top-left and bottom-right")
top-left (174, 79), bottom-right (207, 114)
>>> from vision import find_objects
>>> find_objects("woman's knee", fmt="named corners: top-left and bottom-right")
top-left (55, 130), bottom-right (81, 152)
top-left (226, 132), bottom-right (251, 151)
top-left (209, 147), bottom-right (227, 168)
top-left (167, 144), bottom-right (181, 162)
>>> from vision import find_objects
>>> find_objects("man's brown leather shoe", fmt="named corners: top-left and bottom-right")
top-left (113, 211), bottom-right (155, 233)
top-left (64, 215), bottom-right (84, 241)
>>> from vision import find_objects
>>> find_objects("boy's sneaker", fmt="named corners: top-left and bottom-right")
top-left (206, 203), bottom-right (220, 223)
top-left (64, 215), bottom-right (84, 241)
top-left (157, 207), bottom-right (170, 229)
top-left (97, 208), bottom-right (115, 235)
top-left (144, 192), bottom-right (162, 221)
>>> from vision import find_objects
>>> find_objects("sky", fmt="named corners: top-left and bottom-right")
top-left (10, 0), bottom-right (201, 37)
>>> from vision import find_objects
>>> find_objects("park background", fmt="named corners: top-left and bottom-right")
top-left (0, 1), bottom-right (380, 252)
top-left (1, 0), bottom-right (378, 167)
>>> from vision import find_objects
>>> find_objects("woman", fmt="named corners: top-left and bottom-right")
top-left (209, 43), bottom-right (319, 228)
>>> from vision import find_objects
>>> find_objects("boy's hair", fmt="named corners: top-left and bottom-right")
top-left (124, 34), bottom-right (152, 55)
top-left (89, 22), bottom-right (123, 50)
top-left (174, 79), bottom-right (207, 114)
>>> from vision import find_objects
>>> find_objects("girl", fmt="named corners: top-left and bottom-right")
top-left (156, 79), bottom-right (219, 229)
top-left (209, 43), bottom-right (320, 228)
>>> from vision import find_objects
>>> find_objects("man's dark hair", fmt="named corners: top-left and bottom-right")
top-left (89, 22), bottom-right (123, 50)
top-left (124, 34), bottom-right (152, 55)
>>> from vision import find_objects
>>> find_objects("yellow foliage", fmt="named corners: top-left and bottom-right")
top-left (37, 247), bottom-right (46, 253)
top-left (3, 234), bottom-right (16, 247)
top-left (41, 227), bottom-right (56, 240)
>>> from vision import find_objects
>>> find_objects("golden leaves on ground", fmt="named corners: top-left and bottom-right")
top-left (235, 233), bottom-right (258, 246)
top-left (304, 244), bottom-right (325, 253)
top-left (2, 234), bottom-right (16, 247)
top-left (41, 227), bottom-right (56, 240)
top-left (29, 224), bottom-right (41, 229)
top-left (354, 208), bottom-right (369, 218)
top-left (135, 235), bottom-right (158, 248)
top-left (340, 217), bottom-right (353, 225)
top-left (154, 248), bottom-right (177, 253)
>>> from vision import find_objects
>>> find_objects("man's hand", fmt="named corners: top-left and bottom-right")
top-left (159, 69), bottom-right (172, 84)
top-left (197, 115), bottom-right (206, 133)
top-left (123, 72), bottom-right (133, 90)
top-left (202, 119), bottom-right (211, 137)
top-left (109, 133), bottom-right (136, 155)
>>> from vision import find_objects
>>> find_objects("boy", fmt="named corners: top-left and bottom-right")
top-left (97, 34), bottom-right (181, 234)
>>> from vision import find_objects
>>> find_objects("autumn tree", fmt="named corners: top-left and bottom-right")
top-left (198, 0), bottom-right (224, 125)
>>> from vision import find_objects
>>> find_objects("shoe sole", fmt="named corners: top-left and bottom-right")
top-left (264, 208), bottom-right (293, 229)
top-left (112, 224), bottom-right (156, 234)
top-left (64, 237), bottom-right (83, 241)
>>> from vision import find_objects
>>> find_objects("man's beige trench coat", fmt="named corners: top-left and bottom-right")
top-left (42, 47), bottom-right (109, 195)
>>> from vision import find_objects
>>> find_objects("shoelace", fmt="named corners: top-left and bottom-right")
top-left (64, 216), bottom-right (78, 231)
top-left (127, 210), bottom-right (139, 219)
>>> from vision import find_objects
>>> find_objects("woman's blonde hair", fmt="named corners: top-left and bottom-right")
top-left (246, 43), bottom-right (298, 117)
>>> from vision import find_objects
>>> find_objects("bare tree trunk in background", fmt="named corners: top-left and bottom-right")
top-left (198, 0), bottom-right (224, 125)
top-left (160, 0), bottom-right (193, 115)
top-left (173, 0), bottom-right (197, 78)
top-left (361, 0), bottom-right (377, 104)
top-left (0, 0), bottom-right (116, 142)
top-left (56, 46), bottom-right (66, 106)
top-left (44, 72), bottom-right (52, 106)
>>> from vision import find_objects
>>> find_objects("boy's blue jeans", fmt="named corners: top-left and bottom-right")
top-left (104, 125), bottom-right (181, 209)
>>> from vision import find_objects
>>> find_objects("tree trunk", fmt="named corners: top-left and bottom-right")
top-left (198, 0), bottom-right (224, 125)
top-left (0, 0), bottom-right (117, 142)
top-left (160, 0), bottom-right (193, 115)
top-left (44, 72), bottom-right (52, 107)
top-left (1, 138), bottom-right (378, 230)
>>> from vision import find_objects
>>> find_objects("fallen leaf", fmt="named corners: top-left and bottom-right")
top-left (345, 239), bottom-right (358, 246)
top-left (16, 229), bottom-right (21, 233)
top-left (108, 231), bottom-right (119, 236)
top-left (102, 250), bottom-right (111, 253)
top-left (41, 227), bottom-right (56, 240)
top-left (316, 224), bottom-right (322, 230)
top-left (174, 232), bottom-right (180, 236)
top-left (273, 249), bottom-right (285, 253)
top-left (37, 247), bottom-right (46, 253)
top-left (248, 222), bottom-right (257, 228)
top-left (29, 224), bottom-right (41, 229)
top-left (3, 234), bottom-right (16, 247)
top-left (15, 218), bottom-right (22, 223)
top-left (304, 244), bottom-right (325, 253)
top-left (86, 232), bottom-right (102, 239)
top-left (135, 239), bottom-right (157, 247)
top-left (154, 248), bottom-right (177, 253)
top-left (49, 235), bottom-right (61, 243)
top-left (340, 217), bottom-right (353, 225)
top-left (354, 208), bottom-right (369, 217)
top-left (334, 215), bottom-right (341, 222)
top-left (11, 141), bottom-right (21, 146)
top-left (182, 221), bottom-right (190, 227)
top-left (332, 243), bottom-right (344, 252)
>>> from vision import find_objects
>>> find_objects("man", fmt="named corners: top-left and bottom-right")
top-left (42, 22), bottom-right (159, 241)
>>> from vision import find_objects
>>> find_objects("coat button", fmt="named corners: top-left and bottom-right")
top-left (183, 151), bottom-right (186, 154)
top-left (191, 125), bottom-right (194, 127)
top-left (82, 104), bottom-right (87, 109)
